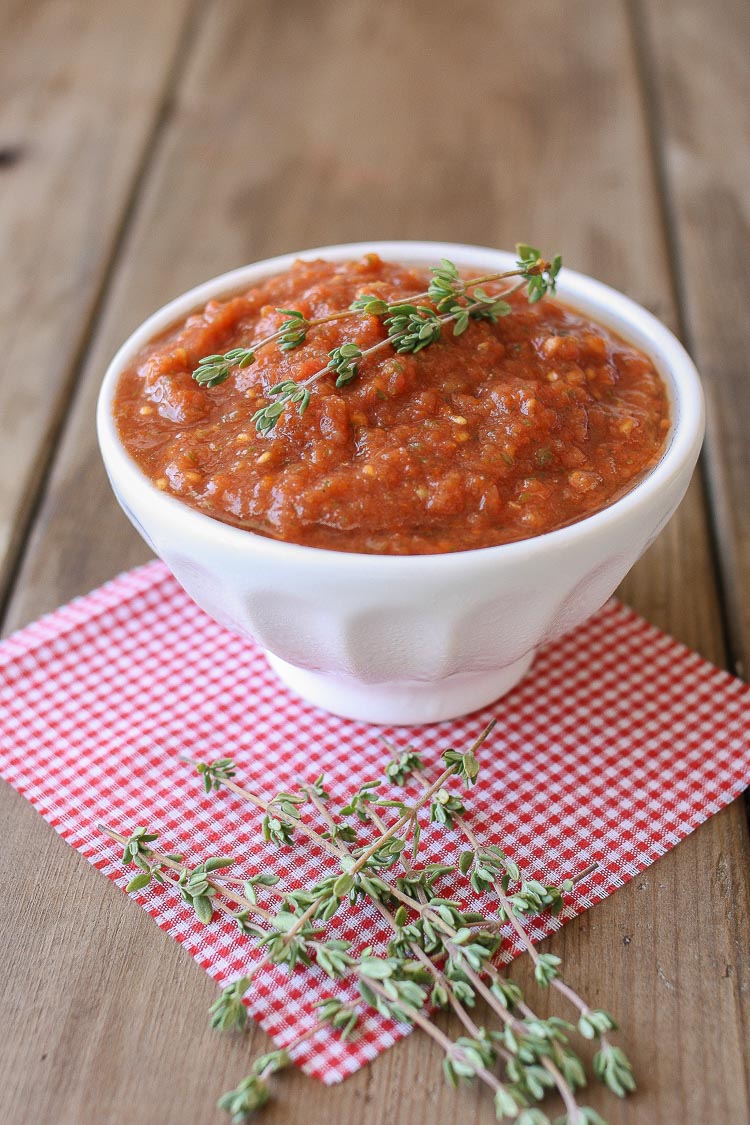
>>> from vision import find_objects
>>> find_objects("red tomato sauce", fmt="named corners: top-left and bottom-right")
top-left (113, 255), bottom-right (670, 554)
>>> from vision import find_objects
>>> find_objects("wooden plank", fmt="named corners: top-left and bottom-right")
top-left (632, 0), bottom-right (750, 678)
top-left (1, 1), bottom-right (748, 1122)
top-left (0, 0), bottom-right (194, 604)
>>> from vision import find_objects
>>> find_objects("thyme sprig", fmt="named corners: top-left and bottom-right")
top-left (191, 246), bottom-right (561, 433)
top-left (102, 722), bottom-right (632, 1124)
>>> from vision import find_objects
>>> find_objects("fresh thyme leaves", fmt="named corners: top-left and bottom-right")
top-left (218, 1048), bottom-right (294, 1122)
top-left (427, 259), bottom-right (516, 328)
top-left (442, 746), bottom-right (481, 787)
top-left (120, 824), bottom-right (159, 868)
top-left (252, 379), bottom-right (311, 433)
top-left (242, 872), bottom-right (281, 906)
top-left (383, 304), bottom-right (443, 353)
top-left (276, 309), bottom-right (310, 351)
top-left (314, 997), bottom-right (360, 1040)
top-left (517, 244), bottom-right (563, 304)
top-left (178, 856), bottom-right (235, 924)
top-left (429, 787), bottom-right (467, 828)
top-left (191, 245), bottom-right (561, 433)
top-left (340, 779), bottom-right (381, 821)
top-left (349, 293), bottom-right (389, 316)
top-left (218, 1073), bottom-right (271, 1121)
top-left (101, 721), bottom-right (633, 1124)
top-left (261, 810), bottom-right (295, 847)
top-left (196, 756), bottom-right (237, 793)
top-left (593, 1044), bottom-right (637, 1099)
top-left (383, 746), bottom-right (424, 786)
top-left (194, 348), bottom-right (256, 388)
top-left (210, 976), bottom-right (253, 1032)
top-left (327, 342), bottom-right (362, 386)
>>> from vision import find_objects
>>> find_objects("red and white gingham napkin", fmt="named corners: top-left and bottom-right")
top-left (1, 560), bottom-right (749, 1083)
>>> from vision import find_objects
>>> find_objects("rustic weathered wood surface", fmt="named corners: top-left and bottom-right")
top-left (1, 2), bottom-right (748, 1122)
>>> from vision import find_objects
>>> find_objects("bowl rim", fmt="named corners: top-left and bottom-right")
top-left (97, 240), bottom-right (705, 573)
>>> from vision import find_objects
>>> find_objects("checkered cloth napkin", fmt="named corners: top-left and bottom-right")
top-left (1, 560), bottom-right (749, 1083)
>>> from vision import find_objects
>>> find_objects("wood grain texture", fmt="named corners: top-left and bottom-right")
top-left (633, 0), bottom-right (750, 678)
top-left (0, 0), bottom-right (194, 603)
top-left (1, 1), bottom-right (748, 1122)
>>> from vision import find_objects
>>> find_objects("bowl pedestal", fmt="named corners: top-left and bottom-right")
top-left (266, 650), bottom-right (536, 725)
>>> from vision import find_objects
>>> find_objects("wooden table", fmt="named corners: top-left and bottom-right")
top-left (1, 2), bottom-right (748, 1121)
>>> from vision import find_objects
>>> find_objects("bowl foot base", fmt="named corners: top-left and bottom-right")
top-left (265, 651), bottom-right (535, 726)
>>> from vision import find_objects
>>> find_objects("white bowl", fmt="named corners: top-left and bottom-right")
top-left (97, 241), bottom-right (704, 725)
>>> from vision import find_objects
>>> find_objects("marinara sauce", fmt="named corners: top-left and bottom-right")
top-left (114, 255), bottom-right (669, 554)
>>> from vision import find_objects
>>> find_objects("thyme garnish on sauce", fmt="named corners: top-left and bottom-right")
top-left (100, 720), bottom-right (633, 1124)
top-left (191, 246), bottom-right (561, 435)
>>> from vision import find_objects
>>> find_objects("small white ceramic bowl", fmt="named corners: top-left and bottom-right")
top-left (97, 241), bottom-right (704, 724)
